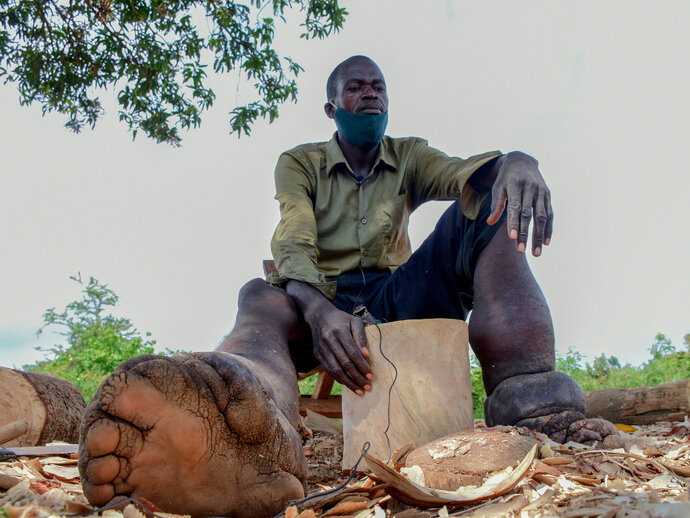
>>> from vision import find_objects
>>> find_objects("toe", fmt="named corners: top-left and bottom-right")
top-left (82, 480), bottom-right (115, 507)
top-left (84, 418), bottom-right (144, 458)
top-left (83, 419), bottom-right (121, 457)
top-left (85, 455), bottom-right (120, 485)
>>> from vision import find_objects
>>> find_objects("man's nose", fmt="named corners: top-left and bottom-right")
top-left (362, 84), bottom-right (378, 98)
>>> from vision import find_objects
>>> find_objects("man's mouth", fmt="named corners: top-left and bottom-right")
top-left (358, 104), bottom-right (384, 114)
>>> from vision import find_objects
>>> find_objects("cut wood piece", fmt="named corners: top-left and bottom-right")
top-left (0, 367), bottom-right (86, 447)
top-left (585, 380), bottom-right (689, 425)
top-left (365, 442), bottom-right (537, 508)
top-left (404, 427), bottom-right (538, 490)
top-left (0, 419), bottom-right (28, 445)
top-left (304, 409), bottom-right (343, 436)
top-left (342, 319), bottom-right (473, 470)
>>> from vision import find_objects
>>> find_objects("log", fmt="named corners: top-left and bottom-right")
top-left (0, 367), bottom-right (86, 447)
top-left (584, 380), bottom-right (690, 425)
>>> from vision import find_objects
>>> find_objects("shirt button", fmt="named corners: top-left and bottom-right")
top-left (362, 250), bottom-right (369, 257)
top-left (361, 218), bottom-right (367, 224)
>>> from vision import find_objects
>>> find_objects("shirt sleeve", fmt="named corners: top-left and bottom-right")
top-left (268, 152), bottom-right (337, 300)
top-left (407, 141), bottom-right (502, 219)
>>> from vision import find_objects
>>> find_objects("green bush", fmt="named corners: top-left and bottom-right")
top-left (468, 333), bottom-right (689, 419)
top-left (25, 274), bottom-right (160, 401)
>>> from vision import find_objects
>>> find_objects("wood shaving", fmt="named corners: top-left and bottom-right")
top-left (1, 419), bottom-right (689, 517)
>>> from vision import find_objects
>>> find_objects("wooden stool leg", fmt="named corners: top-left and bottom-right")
top-left (311, 371), bottom-right (335, 400)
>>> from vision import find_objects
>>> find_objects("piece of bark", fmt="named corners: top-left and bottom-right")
top-left (342, 319), bottom-right (473, 470)
top-left (405, 428), bottom-right (538, 490)
top-left (0, 367), bottom-right (86, 446)
top-left (584, 380), bottom-right (689, 425)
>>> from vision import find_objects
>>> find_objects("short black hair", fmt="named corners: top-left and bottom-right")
top-left (326, 55), bottom-right (377, 101)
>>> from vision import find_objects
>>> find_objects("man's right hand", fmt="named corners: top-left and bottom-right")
top-left (285, 280), bottom-right (373, 395)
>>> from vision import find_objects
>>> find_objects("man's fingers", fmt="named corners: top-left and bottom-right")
top-left (316, 344), bottom-right (363, 394)
top-left (487, 189), bottom-right (507, 226)
top-left (505, 181), bottom-right (523, 244)
top-left (544, 195), bottom-right (554, 246)
top-left (350, 320), bottom-right (373, 379)
top-left (335, 329), bottom-right (371, 388)
top-left (531, 192), bottom-right (548, 256)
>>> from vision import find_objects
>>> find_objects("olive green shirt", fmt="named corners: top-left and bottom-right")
top-left (269, 134), bottom-right (501, 299)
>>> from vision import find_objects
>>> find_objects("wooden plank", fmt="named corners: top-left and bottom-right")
top-left (311, 372), bottom-right (335, 400)
top-left (299, 395), bottom-right (342, 419)
top-left (262, 259), bottom-right (278, 277)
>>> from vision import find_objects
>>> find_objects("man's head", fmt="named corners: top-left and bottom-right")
top-left (324, 55), bottom-right (388, 118)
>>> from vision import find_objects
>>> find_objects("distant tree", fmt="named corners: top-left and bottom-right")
top-left (0, 0), bottom-right (347, 145)
top-left (649, 332), bottom-right (676, 359)
top-left (26, 274), bottom-right (159, 400)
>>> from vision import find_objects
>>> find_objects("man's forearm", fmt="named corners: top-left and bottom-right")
top-left (468, 154), bottom-right (505, 191)
top-left (285, 279), bottom-right (333, 324)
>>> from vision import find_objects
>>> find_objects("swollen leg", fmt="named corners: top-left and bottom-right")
top-left (469, 221), bottom-right (620, 446)
top-left (469, 220), bottom-right (556, 394)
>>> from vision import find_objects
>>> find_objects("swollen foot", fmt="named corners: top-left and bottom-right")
top-left (484, 371), bottom-right (622, 448)
top-left (78, 353), bottom-right (307, 518)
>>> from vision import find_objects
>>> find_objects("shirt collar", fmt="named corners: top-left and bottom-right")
top-left (325, 132), bottom-right (398, 176)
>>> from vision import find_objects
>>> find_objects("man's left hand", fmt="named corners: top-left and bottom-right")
top-left (486, 151), bottom-right (553, 256)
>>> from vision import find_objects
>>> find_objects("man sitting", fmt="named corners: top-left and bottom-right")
top-left (77, 55), bottom-right (619, 518)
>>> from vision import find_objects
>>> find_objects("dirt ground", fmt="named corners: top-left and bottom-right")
top-left (1, 417), bottom-right (689, 517)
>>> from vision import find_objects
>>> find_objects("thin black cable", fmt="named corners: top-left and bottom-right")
top-left (374, 321), bottom-right (397, 464)
top-left (271, 442), bottom-right (371, 518)
top-left (65, 496), bottom-right (167, 518)
top-left (353, 265), bottom-right (367, 310)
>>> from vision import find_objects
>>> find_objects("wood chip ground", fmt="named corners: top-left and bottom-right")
top-left (2, 418), bottom-right (689, 517)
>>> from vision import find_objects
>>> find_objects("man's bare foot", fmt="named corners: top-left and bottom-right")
top-left (78, 353), bottom-right (307, 518)
top-left (484, 371), bottom-right (623, 448)
top-left (516, 411), bottom-right (623, 449)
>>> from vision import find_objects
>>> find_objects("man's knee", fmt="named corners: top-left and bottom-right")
top-left (236, 278), bottom-right (302, 334)
top-left (238, 278), bottom-right (274, 303)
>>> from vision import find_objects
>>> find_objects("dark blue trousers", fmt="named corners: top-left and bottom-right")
top-left (290, 194), bottom-right (505, 372)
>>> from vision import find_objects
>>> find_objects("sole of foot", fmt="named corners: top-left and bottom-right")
top-left (78, 352), bottom-right (307, 518)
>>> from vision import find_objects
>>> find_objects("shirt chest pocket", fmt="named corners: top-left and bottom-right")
top-left (374, 194), bottom-right (408, 242)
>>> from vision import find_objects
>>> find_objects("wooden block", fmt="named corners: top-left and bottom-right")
top-left (342, 319), bottom-right (473, 470)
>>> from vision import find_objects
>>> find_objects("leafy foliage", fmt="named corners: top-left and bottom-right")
top-left (469, 333), bottom-right (689, 419)
top-left (0, 0), bottom-right (347, 145)
top-left (25, 274), bottom-right (160, 400)
top-left (557, 333), bottom-right (690, 392)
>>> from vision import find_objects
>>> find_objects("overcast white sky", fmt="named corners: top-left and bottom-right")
top-left (1, 0), bottom-right (688, 371)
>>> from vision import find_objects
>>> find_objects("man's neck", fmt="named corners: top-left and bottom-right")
top-left (336, 132), bottom-right (379, 178)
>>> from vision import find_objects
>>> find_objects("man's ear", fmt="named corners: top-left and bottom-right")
top-left (324, 101), bottom-right (336, 119)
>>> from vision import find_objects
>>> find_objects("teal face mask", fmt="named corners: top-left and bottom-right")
top-left (333, 107), bottom-right (388, 150)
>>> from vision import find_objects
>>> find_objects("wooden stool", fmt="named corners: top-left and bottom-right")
top-left (263, 260), bottom-right (342, 418)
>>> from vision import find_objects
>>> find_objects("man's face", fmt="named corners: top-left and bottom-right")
top-left (326, 59), bottom-right (388, 117)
